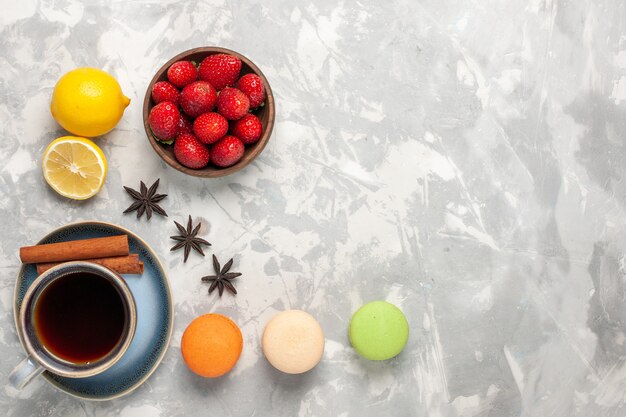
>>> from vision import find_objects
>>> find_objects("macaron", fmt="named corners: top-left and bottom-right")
top-left (181, 313), bottom-right (243, 378)
top-left (349, 301), bottom-right (409, 360)
top-left (262, 310), bottom-right (324, 374)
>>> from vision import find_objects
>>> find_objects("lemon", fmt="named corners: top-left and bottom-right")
top-left (42, 136), bottom-right (108, 200)
top-left (50, 68), bottom-right (130, 137)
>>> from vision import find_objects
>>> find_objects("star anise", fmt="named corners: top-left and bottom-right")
top-left (170, 215), bottom-right (211, 262)
top-left (201, 255), bottom-right (241, 296)
top-left (123, 179), bottom-right (168, 220)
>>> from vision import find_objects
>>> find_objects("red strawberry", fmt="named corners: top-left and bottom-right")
top-left (198, 54), bottom-right (242, 90)
top-left (152, 81), bottom-right (180, 104)
top-left (230, 114), bottom-right (262, 145)
top-left (177, 116), bottom-right (193, 135)
top-left (193, 112), bottom-right (228, 144)
top-left (179, 81), bottom-right (217, 118)
top-left (216, 87), bottom-right (249, 120)
top-left (236, 74), bottom-right (265, 108)
top-left (210, 135), bottom-right (245, 167)
top-left (148, 102), bottom-right (181, 141)
top-left (167, 61), bottom-right (198, 88)
top-left (174, 133), bottom-right (210, 169)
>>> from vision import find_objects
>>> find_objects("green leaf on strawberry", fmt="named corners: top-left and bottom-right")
top-left (148, 127), bottom-right (175, 145)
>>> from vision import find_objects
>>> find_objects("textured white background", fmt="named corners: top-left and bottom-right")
top-left (1, 0), bottom-right (626, 416)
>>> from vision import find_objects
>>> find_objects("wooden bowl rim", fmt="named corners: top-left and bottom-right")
top-left (142, 46), bottom-right (275, 178)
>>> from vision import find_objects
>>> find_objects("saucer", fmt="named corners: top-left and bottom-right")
top-left (14, 221), bottom-right (174, 400)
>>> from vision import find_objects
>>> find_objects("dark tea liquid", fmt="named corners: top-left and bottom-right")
top-left (34, 272), bottom-right (126, 364)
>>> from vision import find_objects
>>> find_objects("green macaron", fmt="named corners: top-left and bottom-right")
top-left (349, 301), bottom-right (409, 360)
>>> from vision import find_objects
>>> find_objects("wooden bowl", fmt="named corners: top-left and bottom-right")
top-left (143, 47), bottom-right (275, 177)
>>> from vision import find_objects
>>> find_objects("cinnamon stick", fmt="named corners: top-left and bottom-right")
top-left (20, 235), bottom-right (129, 264)
top-left (36, 254), bottom-right (144, 275)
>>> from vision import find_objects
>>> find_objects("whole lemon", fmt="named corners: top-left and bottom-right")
top-left (50, 68), bottom-right (130, 137)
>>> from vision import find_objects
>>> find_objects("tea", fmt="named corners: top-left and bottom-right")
top-left (34, 272), bottom-right (126, 364)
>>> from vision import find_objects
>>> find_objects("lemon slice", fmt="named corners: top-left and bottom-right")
top-left (42, 136), bottom-right (108, 200)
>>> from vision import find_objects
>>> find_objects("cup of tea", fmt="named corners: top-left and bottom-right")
top-left (10, 261), bottom-right (137, 390)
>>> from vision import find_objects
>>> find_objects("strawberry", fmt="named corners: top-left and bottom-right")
top-left (216, 87), bottom-right (249, 120)
top-left (174, 133), bottom-right (210, 169)
top-left (230, 114), bottom-right (262, 145)
top-left (148, 102), bottom-right (181, 141)
top-left (179, 81), bottom-right (217, 118)
top-left (210, 135), bottom-right (245, 167)
top-left (236, 74), bottom-right (265, 108)
top-left (167, 61), bottom-right (198, 88)
top-left (152, 81), bottom-right (180, 104)
top-left (193, 112), bottom-right (228, 144)
top-left (177, 116), bottom-right (193, 135)
top-left (198, 54), bottom-right (242, 90)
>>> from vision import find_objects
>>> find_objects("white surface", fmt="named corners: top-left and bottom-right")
top-left (1, 0), bottom-right (626, 416)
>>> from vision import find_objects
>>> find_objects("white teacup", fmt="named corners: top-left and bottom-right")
top-left (10, 262), bottom-right (137, 390)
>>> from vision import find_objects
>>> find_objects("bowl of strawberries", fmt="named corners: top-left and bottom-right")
top-left (143, 47), bottom-right (275, 177)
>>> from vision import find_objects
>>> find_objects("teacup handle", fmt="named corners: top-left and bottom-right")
top-left (9, 355), bottom-right (44, 390)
